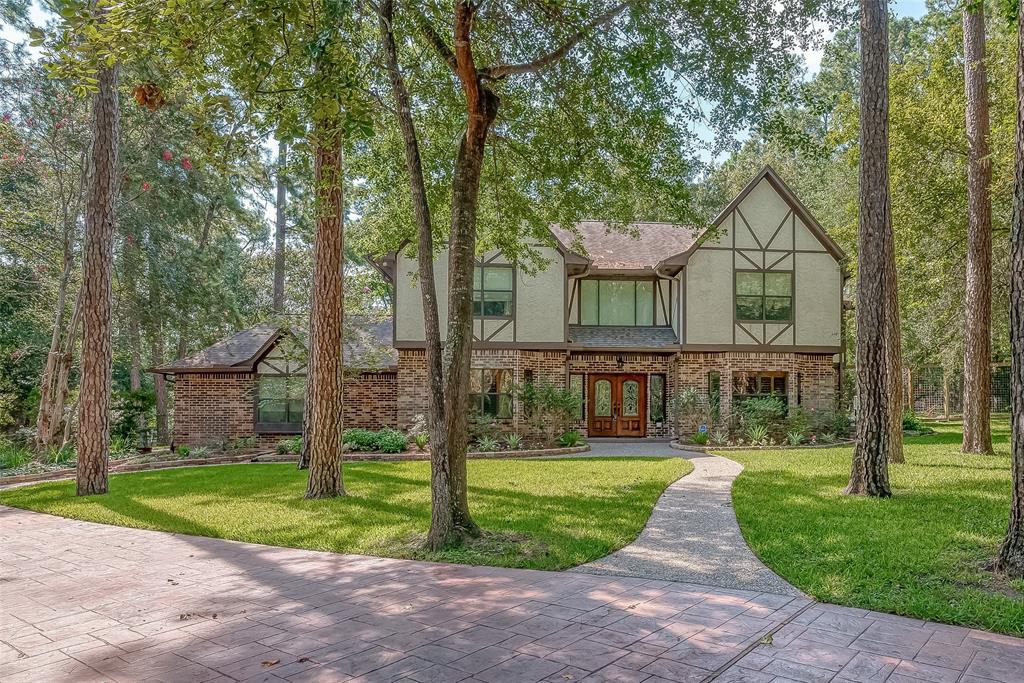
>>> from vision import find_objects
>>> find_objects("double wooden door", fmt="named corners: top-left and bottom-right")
top-left (587, 374), bottom-right (646, 437)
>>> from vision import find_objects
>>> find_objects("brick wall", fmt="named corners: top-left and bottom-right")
top-left (171, 372), bottom-right (257, 447)
top-left (567, 353), bottom-right (677, 438)
top-left (396, 348), bottom-right (567, 440)
top-left (172, 370), bottom-right (398, 448)
top-left (674, 352), bottom-right (837, 433)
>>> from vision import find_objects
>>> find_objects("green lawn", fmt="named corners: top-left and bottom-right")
top-left (728, 421), bottom-right (1024, 636)
top-left (0, 456), bottom-right (690, 570)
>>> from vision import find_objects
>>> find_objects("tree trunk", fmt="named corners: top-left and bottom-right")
top-left (152, 335), bottom-right (168, 443)
top-left (961, 3), bottom-right (994, 455)
top-left (76, 63), bottom-right (120, 497)
top-left (302, 122), bottom-right (345, 499)
top-left (35, 255), bottom-right (73, 453)
top-left (846, 0), bottom-right (893, 497)
top-left (380, 0), bottom-right (459, 546)
top-left (885, 272), bottom-right (904, 464)
top-left (273, 140), bottom-right (288, 312)
top-left (995, 0), bottom-right (1024, 578)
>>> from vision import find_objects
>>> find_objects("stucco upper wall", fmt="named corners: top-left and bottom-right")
top-left (394, 246), bottom-right (565, 344)
top-left (683, 177), bottom-right (843, 349)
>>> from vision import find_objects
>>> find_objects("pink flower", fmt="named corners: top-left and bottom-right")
top-left (142, 181), bottom-right (151, 191)
top-left (2, 113), bottom-right (11, 123)
top-left (161, 149), bottom-right (173, 161)
top-left (16, 154), bottom-right (24, 162)
top-left (181, 156), bottom-right (192, 170)
top-left (55, 121), bottom-right (63, 130)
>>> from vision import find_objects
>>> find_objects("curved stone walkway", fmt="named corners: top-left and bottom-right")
top-left (570, 441), bottom-right (802, 596)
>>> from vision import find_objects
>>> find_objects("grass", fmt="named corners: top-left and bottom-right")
top-left (727, 420), bottom-right (1024, 636)
top-left (0, 456), bottom-right (691, 570)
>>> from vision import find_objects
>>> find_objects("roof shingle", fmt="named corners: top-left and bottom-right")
top-left (568, 325), bottom-right (678, 350)
top-left (549, 221), bottom-right (701, 270)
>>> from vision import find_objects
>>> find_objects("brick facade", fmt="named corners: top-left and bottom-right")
top-left (172, 349), bottom-right (835, 447)
top-left (171, 371), bottom-right (397, 447)
top-left (396, 348), bottom-right (836, 441)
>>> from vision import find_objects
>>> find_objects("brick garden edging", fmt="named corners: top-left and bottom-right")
top-left (0, 444), bottom-right (591, 487)
top-left (670, 439), bottom-right (855, 453)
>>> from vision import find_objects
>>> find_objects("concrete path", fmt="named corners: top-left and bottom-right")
top-left (3, 506), bottom-right (1023, 683)
top-left (572, 442), bottom-right (802, 596)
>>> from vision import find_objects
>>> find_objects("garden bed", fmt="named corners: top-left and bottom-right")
top-left (670, 439), bottom-right (855, 452)
top-left (0, 444), bottom-right (590, 487)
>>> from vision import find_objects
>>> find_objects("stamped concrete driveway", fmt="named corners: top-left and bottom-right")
top-left (2, 505), bottom-right (1022, 683)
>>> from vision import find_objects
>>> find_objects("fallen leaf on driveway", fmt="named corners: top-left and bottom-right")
top-left (261, 660), bottom-right (280, 667)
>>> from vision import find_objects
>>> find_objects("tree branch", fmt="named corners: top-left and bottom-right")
top-left (411, 5), bottom-right (458, 73)
top-left (481, 1), bottom-right (630, 79)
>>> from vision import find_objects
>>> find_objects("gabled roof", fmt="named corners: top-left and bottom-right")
top-left (549, 221), bottom-right (700, 271)
top-left (702, 164), bottom-right (847, 262)
top-left (152, 317), bottom-right (396, 374)
top-left (548, 165), bottom-right (845, 274)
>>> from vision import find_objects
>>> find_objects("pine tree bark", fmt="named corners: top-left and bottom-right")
top-left (846, 0), bottom-right (893, 497)
top-left (380, 0), bottom-right (463, 547)
top-left (995, 0), bottom-right (1024, 578)
top-left (302, 121), bottom-right (345, 499)
top-left (885, 252), bottom-right (904, 464)
top-left (273, 141), bottom-right (288, 312)
top-left (962, 3), bottom-right (994, 455)
top-left (76, 63), bottom-right (120, 497)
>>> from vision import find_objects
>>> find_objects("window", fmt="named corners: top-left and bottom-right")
top-left (708, 371), bottom-right (721, 421)
top-left (470, 368), bottom-right (513, 418)
top-left (473, 265), bottom-right (513, 317)
top-left (257, 375), bottom-right (306, 426)
top-left (732, 371), bottom-right (788, 405)
top-left (649, 374), bottom-right (666, 423)
top-left (579, 279), bottom-right (655, 326)
top-left (735, 271), bottom-right (793, 322)
top-left (569, 374), bottom-right (585, 420)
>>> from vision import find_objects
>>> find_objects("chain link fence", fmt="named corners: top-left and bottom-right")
top-left (905, 365), bottom-right (1011, 418)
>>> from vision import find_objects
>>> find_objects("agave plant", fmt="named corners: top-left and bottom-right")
top-left (475, 435), bottom-right (501, 452)
top-left (504, 433), bottom-right (523, 450)
top-left (710, 429), bottom-right (728, 446)
top-left (413, 433), bottom-right (429, 451)
top-left (785, 430), bottom-right (805, 446)
top-left (745, 423), bottom-right (769, 446)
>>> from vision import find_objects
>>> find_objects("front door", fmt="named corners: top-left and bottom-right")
top-left (588, 374), bottom-right (647, 438)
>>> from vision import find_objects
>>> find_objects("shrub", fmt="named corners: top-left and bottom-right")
top-left (504, 432), bottom-right (523, 450)
top-left (343, 428), bottom-right (380, 451)
top-left (787, 406), bottom-right (810, 435)
top-left (475, 435), bottom-right (500, 452)
top-left (745, 423), bottom-right (769, 446)
top-left (786, 430), bottom-right (805, 446)
top-left (228, 435), bottom-right (257, 450)
top-left (557, 430), bottom-right (583, 448)
top-left (111, 388), bottom-right (155, 442)
top-left (517, 381), bottom-right (580, 444)
top-left (691, 431), bottom-right (709, 445)
top-left (413, 433), bottom-right (429, 451)
top-left (737, 396), bottom-right (787, 429)
top-left (276, 436), bottom-right (301, 454)
top-left (407, 413), bottom-right (429, 439)
top-left (902, 410), bottom-right (925, 432)
top-left (0, 439), bottom-right (33, 470)
top-left (710, 429), bottom-right (728, 446)
top-left (667, 388), bottom-right (712, 433)
top-left (190, 446), bottom-right (210, 458)
top-left (376, 429), bottom-right (408, 454)
top-left (814, 410), bottom-right (852, 438)
top-left (177, 445), bottom-right (191, 458)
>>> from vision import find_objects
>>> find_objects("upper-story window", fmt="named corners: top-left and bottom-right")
top-left (579, 279), bottom-right (654, 326)
top-left (735, 271), bottom-right (793, 322)
top-left (473, 265), bottom-right (513, 318)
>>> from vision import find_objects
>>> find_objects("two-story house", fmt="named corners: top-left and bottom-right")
top-left (157, 166), bottom-right (845, 445)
